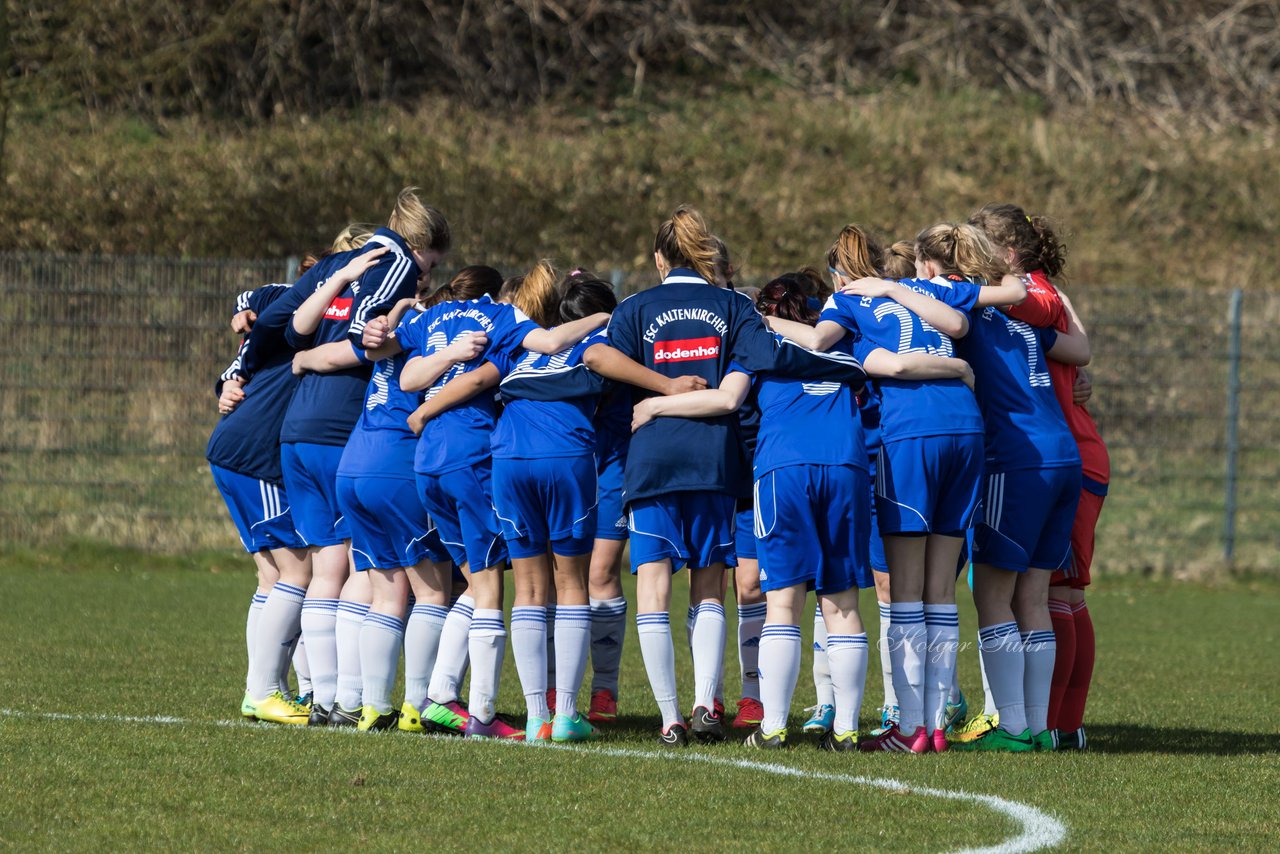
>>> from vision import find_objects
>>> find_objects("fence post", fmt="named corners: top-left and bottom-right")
top-left (284, 255), bottom-right (300, 283)
top-left (1223, 288), bottom-right (1243, 564)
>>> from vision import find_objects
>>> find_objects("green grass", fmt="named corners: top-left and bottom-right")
top-left (1, 544), bottom-right (1277, 850)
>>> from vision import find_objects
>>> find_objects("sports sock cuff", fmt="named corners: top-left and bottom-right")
top-left (251, 593), bottom-right (269, 606)
top-left (301, 598), bottom-right (339, 613)
top-left (555, 605), bottom-right (591, 624)
top-left (923, 604), bottom-right (959, 626)
top-left (1022, 630), bottom-right (1057, 647)
top-left (410, 603), bottom-right (449, 622)
top-left (545, 604), bottom-right (557, 618)
top-left (470, 609), bottom-right (506, 636)
top-left (889, 602), bottom-right (925, 623)
top-left (364, 611), bottom-right (405, 634)
top-left (878, 602), bottom-right (891, 620)
top-left (337, 601), bottom-right (370, 619)
top-left (1048, 600), bottom-right (1074, 617)
top-left (696, 601), bottom-right (726, 618)
top-left (450, 596), bottom-right (476, 618)
top-left (511, 606), bottom-right (548, 625)
top-left (590, 597), bottom-right (628, 616)
top-left (738, 602), bottom-right (768, 619)
top-left (1071, 601), bottom-right (1088, 614)
top-left (760, 623), bottom-right (802, 640)
top-left (272, 582), bottom-right (307, 601)
top-left (978, 621), bottom-right (1021, 648)
top-left (636, 612), bottom-right (670, 631)
top-left (815, 603), bottom-right (824, 620)
top-left (826, 633), bottom-right (868, 649)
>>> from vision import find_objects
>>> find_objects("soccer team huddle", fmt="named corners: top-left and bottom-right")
top-left (209, 190), bottom-right (1108, 752)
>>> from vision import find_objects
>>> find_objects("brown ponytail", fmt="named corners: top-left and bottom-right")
top-left (882, 241), bottom-right (916, 279)
top-left (825, 224), bottom-right (885, 284)
top-left (421, 265), bottom-right (503, 310)
top-left (653, 205), bottom-right (718, 282)
top-left (969, 203), bottom-right (1067, 279)
top-left (915, 222), bottom-right (1007, 284)
top-left (511, 260), bottom-right (561, 327)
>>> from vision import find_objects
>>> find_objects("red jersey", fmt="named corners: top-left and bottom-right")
top-left (1004, 270), bottom-right (1110, 485)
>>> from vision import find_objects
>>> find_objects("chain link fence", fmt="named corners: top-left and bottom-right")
top-left (1, 253), bottom-right (1275, 572)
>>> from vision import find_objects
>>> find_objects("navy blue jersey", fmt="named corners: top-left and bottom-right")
top-left (752, 336), bottom-right (865, 478)
top-left (238, 252), bottom-right (355, 380)
top-left (958, 308), bottom-right (1081, 472)
top-left (396, 295), bottom-right (542, 475)
top-left (279, 229), bottom-right (420, 447)
top-left (206, 285), bottom-right (301, 483)
top-left (822, 278), bottom-right (982, 443)
top-left (489, 330), bottom-right (608, 460)
top-left (335, 349), bottom-right (419, 482)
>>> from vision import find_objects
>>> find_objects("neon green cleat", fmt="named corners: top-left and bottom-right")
top-left (745, 727), bottom-right (788, 749)
top-left (240, 691), bottom-right (258, 721)
top-left (1032, 729), bottom-right (1058, 751)
top-left (357, 705), bottom-right (398, 732)
top-left (944, 691), bottom-right (969, 733)
top-left (398, 701), bottom-right (425, 733)
top-left (950, 726), bottom-right (1035, 752)
top-left (422, 700), bottom-right (469, 735)
top-left (949, 712), bottom-right (998, 743)
top-left (818, 730), bottom-right (858, 752)
top-left (551, 712), bottom-right (600, 743)
top-left (251, 690), bottom-right (310, 725)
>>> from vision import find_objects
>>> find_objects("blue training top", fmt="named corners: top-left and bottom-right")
top-left (820, 275), bottom-right (983, 443)
top-left (607, 268), bottom-right (866, 503)
top-left (395, 295), bottom-right (542, 475)
top-left (206, 284), bottom-right (299, 484)
top-left (488, 329), bottom-right (609, 460)
top-left (957, 307), bottom-right (1081, 472)
top-left (279, 228), bottom-right (421, 447)
top-left (335, 340), bottom-right (421, 483)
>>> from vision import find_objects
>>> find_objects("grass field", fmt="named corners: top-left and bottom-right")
top-left (1, 542), bottom-right (1277, 851)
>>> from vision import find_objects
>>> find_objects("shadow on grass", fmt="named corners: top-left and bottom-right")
top-left (1089, 723), bottom-right (1280, 755)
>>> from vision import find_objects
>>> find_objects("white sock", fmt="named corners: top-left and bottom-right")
top-left (334, 600), bottom-right (369, 712)
top-left (888, 602), bottom-right (926, 733)
top-left (1022, 630), bottom-right (1057, 735)
top-left (979, 640), bottom-right (997, 716)
top-left (812, 604), bottom-right (834, 707)
top-left (544, 604), bottom-right (557, 695)
top-left (924, 604), bottom-right (960, 733)
top-left (691, 600), bottom-right (727, 711)
top-left (468, 609), bottom-right (507, 723)
top-left (827, 632), bottom-right (870, 737)
top-left (292, 636), bottom-right (311, 697)
top-left (359, 611), bottom-right (403, 714)
top-left (511, 606), bottom-right (549, 720)
top-left (758, 623), bottom-right (801, 733)
top-left (979, 621), bottom-right (1027, 734)
top-left (427, 595), bottom-right (473, 704)
top-left (250, 581), bottom-right (304, 700)
top-left (589, 597), bottom-right (627, 695)
top-left (737, 602), bottom-right (767, 703)
top-left (403, 603), bottom-right (447, 710)
top-left (245, 591), bottom-right (268, 691)
top-left (637, 611), bottom-right (681, 728)
top-left (878, 602), bottom-right (897, 708)
top-left (300, 597), bottom-right (339, 708)
top-left (950, 660), bottom-right (962, 704)
top-left (554, 605), bottom-right (591, 719)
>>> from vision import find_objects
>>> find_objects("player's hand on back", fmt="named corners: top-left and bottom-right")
top-left (631, 399), bottom-right (659, 433)
top-left (1073, 368), bottom-right (1093, 405)
top-left (291, 351), bottom-right (310, 377)
top-left (218, 380), bottom-right (246, 415)
top-left (231, 310), bottom-right (257, 335)
top-left (663, 375), bottom-right (708, 395)
top-left (362, 316), bottom-right (390, 349)
top-left (338, 245), bottom-right (389, 281)
top-left (444, 331), bottom-right (488, 363)
top-left (840, 277), bottom-right (894, 298)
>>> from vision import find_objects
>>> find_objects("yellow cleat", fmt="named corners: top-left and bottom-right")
top-left (397, 701), bottom-right (426, 733)
top-left (358, 705), bottom-right (399, 732)
top-left (240, 691), bottom-right (258, 721)
top-left (948, 712), bottom-right (999, 743)
top-left (251, 690), bottom-right (310, 725)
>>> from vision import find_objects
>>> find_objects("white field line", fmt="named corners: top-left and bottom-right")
top-left (1, 708), bottom-right (1066, 854)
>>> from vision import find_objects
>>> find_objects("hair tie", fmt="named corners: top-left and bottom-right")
top-left (1025, 215), bottom-right (1033, 223)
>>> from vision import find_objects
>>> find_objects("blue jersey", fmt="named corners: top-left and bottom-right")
top-left (608, 269), bottom-right (866, 503)
top-left (489, 330), bottom-right (608, 460)
top-left (859, 382), bottom-right (883, 458)
top-left (206, 285), bottom-right (299, 484)
top-left (821, 276), bottom-right (982, 443)
top-left (396, 295), bottom-right (542, 475)
top-left (958, 308), bottom-right (1081, 472)
top-left (336, 349), bottom-right (420, 482)
top-left (752, 336), bottom-right (866, 478)
top-left (280, 228), bottom-right (421, 447)
top-left (238, 252), bottom-right (354, 380)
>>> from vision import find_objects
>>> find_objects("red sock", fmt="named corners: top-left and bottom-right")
top-left (1047, 598), bottom-right (1076, 730)
top-left (1059, 601), bottom-right (1095, 731)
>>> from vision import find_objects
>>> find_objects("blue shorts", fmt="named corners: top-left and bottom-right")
top-left (492, 455), bottom-right (597, 560)
top-left (336, 475), bottom-right (440, 572)
top-left (867, 460), bottom-right (887, 572)
top-left (875, 434), bottom-right (983, 536)
top-left (280, 442), bottom-right (350, 547)
top-left (595, 440), bottom-right (629, 541)
top-left (754, 464), bottom-right (872, 594)
top-left (627, 491), bottom-right (737, 573)
top-left (415, 463), bottom-right (508, 571)
top-left (974, 465), bottom-right (1081, 573)
top-left (210, 465), bottom-right (307, 553)
top-left (734, 508), bottom-right (758, 561)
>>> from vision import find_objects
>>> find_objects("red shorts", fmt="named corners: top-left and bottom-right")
top-left (1051, 487), bottom-right (1105, 589)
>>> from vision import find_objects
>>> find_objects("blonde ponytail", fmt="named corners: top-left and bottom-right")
top-left (331, 223), bottom-right (376, 253)
top-left (511, 259), bottom-right (562, 327)
top-left (825, 223), bottom-right (884, 283)
top-left (388, 187), bottom-right (452, 254)
top-left (915, 222), bottom-right (1006, 284)
top-left (653, 205), bottom-right (718, 283)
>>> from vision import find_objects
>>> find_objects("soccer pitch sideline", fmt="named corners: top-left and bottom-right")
top-left (1, 545), bottom-right (1276, 852)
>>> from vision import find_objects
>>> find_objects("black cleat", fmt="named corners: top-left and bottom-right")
top-left (328, 704), bottom-right (361, 728)
top-left (818, 730), bottom-right (860, 752)
top-left (1055, 727), bottom-right (1087, 751)
top-left (658, 722), bottom-right (689, 747)
top-left (691, 705), bottom-right (726, 743)
top-left (308, 703), bottom-right (332, 727)
top-left (744, 727), bottom-right (787, 749)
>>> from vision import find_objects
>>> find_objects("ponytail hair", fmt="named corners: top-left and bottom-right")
top-left (421, 265), bottom-right (503, 309)
top-left (968, 203), bottom-right (1067, 279)
top-left (511, 260), bottom-right (561, 328)
top-left (653, 205), bottom-right (718, 282)
top-left (826, 224), bottom-right (885, 284)
top-left (711, 235), bottom-right (735, 286)
top-left (560, 279), bottom-right (618, 322)
top-left (388, 187), bottom-right (452, 254)
top-left (331, 223), bottom-right (376, 253)
top-left (882, 241), bottom-right (916, 279)
top-left (757, 273), bottom-right (820, 326)
top-left (915, 222), bottom-right (1007, 284)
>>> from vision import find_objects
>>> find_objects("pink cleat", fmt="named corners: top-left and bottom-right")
top-left (930, 729), bottom-right (949, 753)
top-left (859, 724), bottom-right (928, 753)
top-left (465, 714), bottom-right (527, 740)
